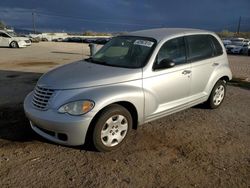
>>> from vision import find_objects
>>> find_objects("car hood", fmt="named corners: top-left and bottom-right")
top-left (12, 37), bottom-right (30, 41)
top-left (37, 60), bottom-right (142, 89)
top-left (226, 45), bottom-right (236, 48)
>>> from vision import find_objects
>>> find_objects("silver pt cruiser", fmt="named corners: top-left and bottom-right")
top-left (24, 28), bottom-right (232, 152)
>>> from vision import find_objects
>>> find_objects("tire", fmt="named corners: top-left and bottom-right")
top-left (92, 104), bottom-right (132, 152)
top-left (10, 41), bottom-right (19, 48)
top-left (207, 80), bottom-right (226, 109)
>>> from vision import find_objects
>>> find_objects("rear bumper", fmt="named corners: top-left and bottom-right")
top-left (24, 92), bottom-right (93, 146)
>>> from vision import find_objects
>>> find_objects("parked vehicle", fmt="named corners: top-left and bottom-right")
top-left (0, 30), bottom-right (31, 48)
top-left (24, 28), bottom-right (232, 152)
top-left (222, 39), bottom-right (231, 46)
top-left (52, 38), bottom-right (63, 42)
top-left (242, 43), bottom-right (250, 55)
top-left (95, 38), bottom-right (111, 44)
top-left (226, 41), bottom-right (250, 54)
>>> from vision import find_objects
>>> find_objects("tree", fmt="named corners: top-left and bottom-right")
top-left (0, 20), bottom-right (6, 29)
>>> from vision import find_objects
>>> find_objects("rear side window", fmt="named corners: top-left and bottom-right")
top-left (209, 35), bottom-right (223, 56)
top-left (186, 35), bottom-right (214, 62)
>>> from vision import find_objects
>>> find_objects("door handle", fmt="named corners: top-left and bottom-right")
top-left (182, 70), bottom-right (191, 75)
top-left (212, 63), bottom-right (219, 66)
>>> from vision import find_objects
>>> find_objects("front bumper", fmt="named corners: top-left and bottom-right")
top-left (24, 92), bottom-right (93, 146)
top-left (18, 40), bottom-right (31, 48)
top-left (231, 49), bottom-right (241, 54)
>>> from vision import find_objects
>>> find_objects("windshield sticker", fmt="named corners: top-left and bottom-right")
top-left (134, 40), bottom-right (154, 47)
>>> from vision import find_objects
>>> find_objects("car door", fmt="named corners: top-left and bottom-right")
top-left (0, 32), bottom-right (11, 46)
top-left (143, 36), bottom-right (191, 121)
top-left (185, 34), bottom-right (223, 101)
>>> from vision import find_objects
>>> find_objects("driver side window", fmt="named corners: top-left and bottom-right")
top-left (156, 37), bottom-right (186, 67)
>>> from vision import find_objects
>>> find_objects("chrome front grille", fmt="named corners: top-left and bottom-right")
top-left (32, 86), bottom-right (54, 110)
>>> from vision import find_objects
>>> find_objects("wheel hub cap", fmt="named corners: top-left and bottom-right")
top-left (101, 115), bottom-right (128, 147)
top-left (213, 85), bottom-right (225, 106)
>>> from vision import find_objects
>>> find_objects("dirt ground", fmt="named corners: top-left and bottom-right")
top-left (0, 42), bottom-right (249, 187)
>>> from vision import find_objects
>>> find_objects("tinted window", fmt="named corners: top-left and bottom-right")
top-left (186, 35), bottom-right (214, 62)
top-left (156, 37), bottom-right (186, 66)
top-left (209, 35), bottom-right (223, 56)
top-left (0, 32), bottom-right (10, 38)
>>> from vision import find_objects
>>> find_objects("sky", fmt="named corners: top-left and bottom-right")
top-left (0, 0), bottom-right (249, 33)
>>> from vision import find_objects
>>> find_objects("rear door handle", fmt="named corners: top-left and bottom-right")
top-left (182, 70), bottom-right (192, 75)
top-left (212, 63), bottom-right (219, 66)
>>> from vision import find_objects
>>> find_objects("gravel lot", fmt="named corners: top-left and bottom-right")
top-left (0, 42), bottom-right (249, 187)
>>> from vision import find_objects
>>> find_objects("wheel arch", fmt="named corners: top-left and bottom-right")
top-left (205, 63), bottom-right (232, 96)
top-left (90, 101), bottom-right (139, 130)
top-left (84, 101), bottom-right (139, 148)
top-left (9, 40), bottom-right (19, 48)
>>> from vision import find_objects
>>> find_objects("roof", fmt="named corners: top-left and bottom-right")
top-left (127, 28), bottom-right (213, 42)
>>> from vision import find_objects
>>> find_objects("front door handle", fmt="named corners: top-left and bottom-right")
top-left (212, 63), bottom-right (219, 66)
top-left (182, 70), bottom-right (192, 75)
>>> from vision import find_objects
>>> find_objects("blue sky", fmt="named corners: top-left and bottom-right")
top-left (0, 0), bottom-right (249, 32)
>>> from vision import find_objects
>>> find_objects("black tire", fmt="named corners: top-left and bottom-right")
top-left (10, 41), bottom-right (19, 48)
top-left (207, 80), bottom-right (226, 109)
top-left (92, 104), bottom-right (132, 152)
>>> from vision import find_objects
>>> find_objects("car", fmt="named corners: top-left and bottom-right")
top-left (231, 42), bottom-right (250, 54)
top-left (24, 28), bottom-right (232, 152)
top-left (52, 38), bottom-right (64, 42)
top-left (242, 43), bottom-right (250, 55)
top-left (0, 30), bottom-right (31, 48)
top-left (95, 37), bottom-right (111, 44)
top-left (222, 39), bottom-right (231, 46)
top-left (225, 41), bottom-right (243, 54)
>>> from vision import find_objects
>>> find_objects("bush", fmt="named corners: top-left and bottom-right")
top-left (217, 30), bottom-right (250, 39)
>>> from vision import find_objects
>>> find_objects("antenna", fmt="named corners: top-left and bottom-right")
top-left (32, 11), bottom-right (36, 34)
top-left (237, 16), bottom-right (241, 34)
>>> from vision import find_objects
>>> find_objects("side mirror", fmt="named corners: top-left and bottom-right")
top-left (153, 59), bottom-right (175, 70)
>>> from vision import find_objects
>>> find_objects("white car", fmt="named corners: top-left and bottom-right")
top-left (0, 30), bottom-right (31, 48)
top-left (231, 42), bottom-right (250, 54)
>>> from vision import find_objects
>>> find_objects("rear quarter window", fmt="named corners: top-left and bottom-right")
top-left (209, 35), bottom-right (223, 56)
top-left (186, 35), bottom-right (216, 62)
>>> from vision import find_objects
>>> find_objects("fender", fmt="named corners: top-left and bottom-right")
top-left (52, 79), bottom-right (144, 124)
top-left (204, 62), bottom-right (232, 96)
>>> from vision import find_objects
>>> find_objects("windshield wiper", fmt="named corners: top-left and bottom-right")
top-left (85, 57), bottom-right (108, 65)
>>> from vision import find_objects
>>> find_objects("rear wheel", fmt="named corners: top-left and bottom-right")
top-left (10, 41), bottom-right (19, 48)
top-left (207, 80), bottom-right (226, 109)
top-left (92, 104), bottom-right (132, 152)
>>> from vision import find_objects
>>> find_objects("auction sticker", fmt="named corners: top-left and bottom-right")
top-left (134, 40), bottom-right (154, 47)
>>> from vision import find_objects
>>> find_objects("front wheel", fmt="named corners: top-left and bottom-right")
top-left (207, 80), bottom-right (226, 109)
top-left (10, 41), bottom-right (19, 48)
top-left (92, 104), bottom-right (132, 152)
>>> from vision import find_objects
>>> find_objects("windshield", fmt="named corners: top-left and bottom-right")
top-left (87, 36), bottom-right (156, 68)
top-left (7, 32), bottom-right (17, 37)
top-left (231, 42), bottom-right (243, 46)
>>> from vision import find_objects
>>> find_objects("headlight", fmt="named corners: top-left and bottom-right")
top-left (58, 100), bottom-right (94, 115)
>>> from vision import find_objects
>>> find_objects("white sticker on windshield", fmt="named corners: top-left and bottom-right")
top-left (134, 40), bottom-right (154, 47)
